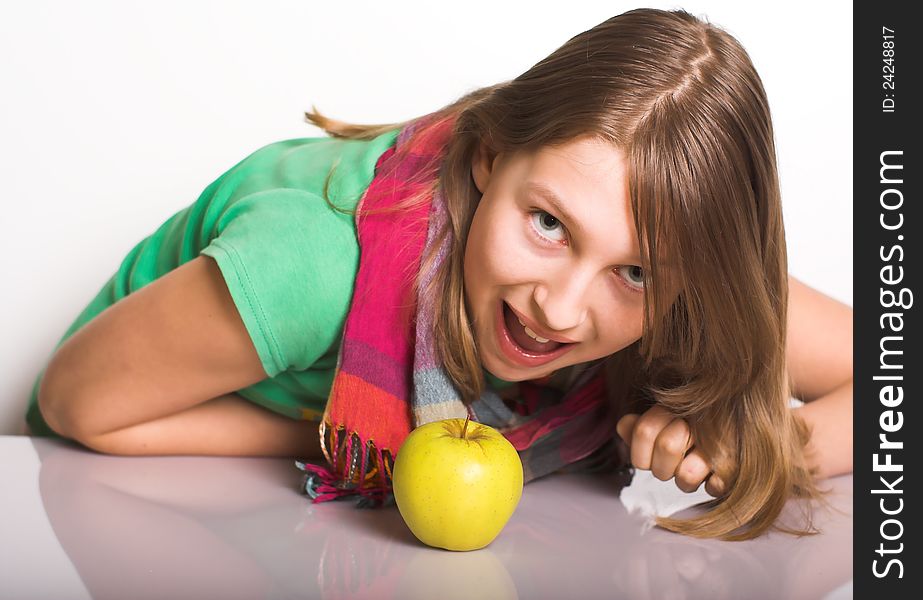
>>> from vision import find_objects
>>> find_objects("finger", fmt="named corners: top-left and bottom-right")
top-left (674, 448), bottom-right (711, 493)
top-left (650, 417), bottom-right (692, 481)
top-left (629, 405), bottom-right (676, 471)
top-left (705, 474), bottom-right (726, 497)
top-left (616, 413), bottom-right (639, 445)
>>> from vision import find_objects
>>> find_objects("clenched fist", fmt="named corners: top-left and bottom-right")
top-left (616, 405), bottom-right (726, 497)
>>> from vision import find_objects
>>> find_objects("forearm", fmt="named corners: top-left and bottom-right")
top-left (78, 393), bottom-right (324, 459)
top-left (792, 379), bottom-right (853, 479)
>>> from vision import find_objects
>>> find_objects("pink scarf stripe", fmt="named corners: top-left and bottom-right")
top-left (501, 373), bottom-right (606, 450)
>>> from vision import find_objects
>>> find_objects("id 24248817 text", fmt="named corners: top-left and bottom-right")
top-left (881, 26), bottom-right (896, 113)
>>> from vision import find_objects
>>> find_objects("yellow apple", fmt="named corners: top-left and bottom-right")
top-left (392, 417), bottom-right (524, 551)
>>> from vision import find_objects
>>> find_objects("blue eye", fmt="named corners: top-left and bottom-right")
top-left (530, 211), bottom-right (567, 243)
top-left (617, 265), bottom-right (645, 291)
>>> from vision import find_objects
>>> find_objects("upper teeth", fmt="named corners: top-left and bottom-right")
top-left (517, 317), bottom-right (550, 343)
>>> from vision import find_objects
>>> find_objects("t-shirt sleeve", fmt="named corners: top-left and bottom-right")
top-left (200, 188), bottom-right (358, 378)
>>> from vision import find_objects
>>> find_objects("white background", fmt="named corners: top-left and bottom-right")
top-left (0, 0), bottom-right (852, 434)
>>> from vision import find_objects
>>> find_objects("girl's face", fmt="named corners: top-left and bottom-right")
top-left (465, 135), bottom-right (648, 382)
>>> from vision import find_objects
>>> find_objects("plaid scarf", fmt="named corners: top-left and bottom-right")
top-left (297, 112), bottom-right (627, 507)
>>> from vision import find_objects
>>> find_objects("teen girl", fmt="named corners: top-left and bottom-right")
top-left (29, 8), bottom-right (852, 540)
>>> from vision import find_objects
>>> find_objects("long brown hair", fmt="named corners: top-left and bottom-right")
top-left (305, 8), bottom-right (823, 540)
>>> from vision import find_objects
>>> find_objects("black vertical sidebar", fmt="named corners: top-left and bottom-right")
top-left (854, 0), bottom-right (919, 596)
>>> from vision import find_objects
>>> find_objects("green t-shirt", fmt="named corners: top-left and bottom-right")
top-left (26, 129), bottom-right (401, 436)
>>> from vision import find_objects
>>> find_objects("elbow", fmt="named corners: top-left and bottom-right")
top-left (37, 381), bottom-right (112, 454)
top-left (36, 361), bottom-right (101, 448)
top-left (36, 367), bottom-right (72, 439)
top-left (36, 361), bottom-right (136, 456)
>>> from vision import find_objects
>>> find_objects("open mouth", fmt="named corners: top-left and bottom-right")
top-left (497, 301), bottom-right (575, 368)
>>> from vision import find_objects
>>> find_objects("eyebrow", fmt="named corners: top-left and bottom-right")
top-left (524, 181), bottom-right (648, 266)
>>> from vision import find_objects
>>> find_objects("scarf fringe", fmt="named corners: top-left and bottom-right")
top-left (296, 421), bottom-right (395, 508)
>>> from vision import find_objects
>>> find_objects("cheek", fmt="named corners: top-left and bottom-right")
top-left (465, 209), bottom-right (524, 283)
top-left (598, 303), bottom-right (645, 352)
top-left (463, 218), bottom-right (488, 287)
top-left (463, 211), bottom-right (497, 311)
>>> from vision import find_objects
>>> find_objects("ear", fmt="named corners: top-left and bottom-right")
top-left (471, 139), bottom-right (498, 194)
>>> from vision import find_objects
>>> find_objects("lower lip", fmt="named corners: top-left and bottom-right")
top-left (495, 301), bottom-right (575, 369)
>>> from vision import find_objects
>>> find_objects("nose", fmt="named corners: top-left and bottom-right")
top-left (533, 266), bottom-right (592, 333)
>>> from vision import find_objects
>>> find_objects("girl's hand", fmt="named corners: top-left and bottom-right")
top-left (616, 405), bottom-right (726, 497)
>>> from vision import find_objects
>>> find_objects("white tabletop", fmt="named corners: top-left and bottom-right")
top-left (0, 436), bottom-right (852, 600)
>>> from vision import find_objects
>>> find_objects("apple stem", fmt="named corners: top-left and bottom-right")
top-left (462, 415), bottom-right (470, 440)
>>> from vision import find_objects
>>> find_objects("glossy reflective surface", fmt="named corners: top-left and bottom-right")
top-left (1, 436), bottom-right (852, 599)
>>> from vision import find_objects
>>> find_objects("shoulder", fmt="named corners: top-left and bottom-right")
top-left (193, 129), bottom-right (400, 374)
top-left (201, 188), bottom-right (362, 374)
top-left (233, 129), bottom-right (401, 206)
